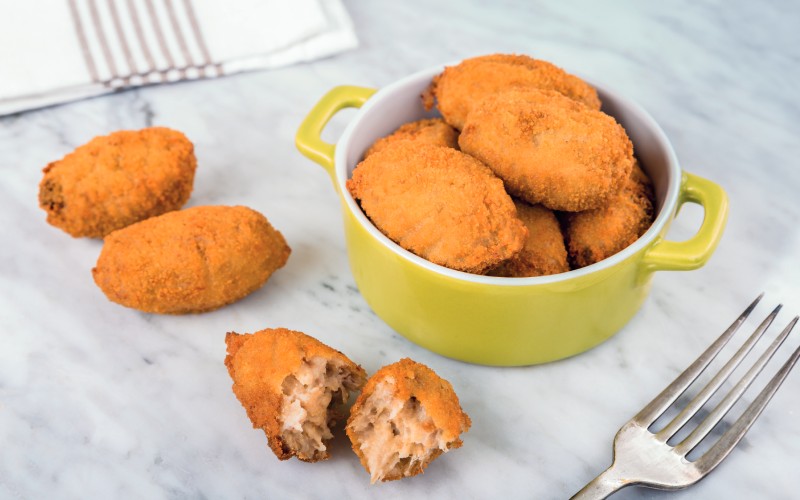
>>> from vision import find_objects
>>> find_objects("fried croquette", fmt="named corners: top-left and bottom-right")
top-left (347, 143), bottom-right (527, 274)
top-left (225, 328), bottom-right (367, 462)
top-left (92, 205), bottom-right (290, 314)
top-left (488, 201), bottom-right (569, 277)
top-left (364, 118), bottom-right (458, 159)
top-left (459, 88), bottom-right (634, 212)
top-left (346, 358), bottom-right (471, 483)
top-left (38, 127), bottom-right (196, 238)
top-left (562, 160), bottom-right (655, 268)
top-left (423, 53), bottom-right (601, 130)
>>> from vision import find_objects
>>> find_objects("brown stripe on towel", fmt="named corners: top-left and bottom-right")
top-left (181, 0), bottom-right (223, 77)
top-left (126, 0), bottom-right (163, 82)
top-left (67, 0), bottom-right (100, 83)
top-left (164, 0), bottom-right (200, 76)
top-left (87, 0), bottom-right (121, 86)
top-left (107, 0), bottom-right (136, 83)
top-left (144, 0), bottom-right (183, 78)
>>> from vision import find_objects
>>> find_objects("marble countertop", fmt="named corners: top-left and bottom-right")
top-left (2, 1), bottom-right (799, 498)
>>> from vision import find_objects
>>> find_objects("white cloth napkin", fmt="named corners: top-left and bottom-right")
top-left (0, 0), bottom-right (358, 115)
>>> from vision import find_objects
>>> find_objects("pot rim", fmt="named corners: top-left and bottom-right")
top-left (334, 64), bottom-right (682, 286)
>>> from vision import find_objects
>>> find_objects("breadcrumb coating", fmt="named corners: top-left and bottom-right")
top-left (225, 328), bottom-right (367, 462)
top-left (92, 205), bottom-right (290, 314)
top-left (562, 160), bottom-right (655, 268)
top-left (459, 88), bottom-right (634, 212)
top-left (488, 201), bottom-right (570, 277)
top-left (347, 143), bottom-right (527, 274)
top-left (424, 53), bottom-right (601, 130)
top-left (364, 118), bottom-right (458, 159)
top-left (38, 127), bottom-right (196, 238)
top-left (346, 358), bottom-right (470, 482)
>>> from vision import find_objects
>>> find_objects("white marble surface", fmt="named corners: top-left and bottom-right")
top-left (2, 1), bottom-right (799, 498)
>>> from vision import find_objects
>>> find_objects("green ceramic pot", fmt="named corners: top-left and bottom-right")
top-left (296, 65), bottom-right (728, 366)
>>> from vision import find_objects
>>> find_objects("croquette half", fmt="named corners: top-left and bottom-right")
top-left (225, 328), bottom-right (367, 462)
top-left (346, 358), bottom-right (471, 483)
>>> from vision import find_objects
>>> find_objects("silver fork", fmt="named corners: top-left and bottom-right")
top-left (572, 294), bottom-right (800, 499)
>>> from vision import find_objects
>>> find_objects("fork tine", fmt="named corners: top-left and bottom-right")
top-left (633, 294), bottom-right (763, 426)
top-left (694, 331), bottom-right (800, 475)
top-left (675, 316), bottom-right (798, 456)
top-left (656, 304), bottom-right (782, 440)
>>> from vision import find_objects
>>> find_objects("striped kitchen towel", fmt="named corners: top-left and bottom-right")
top-left (0, 0), bottom-right (358, 115)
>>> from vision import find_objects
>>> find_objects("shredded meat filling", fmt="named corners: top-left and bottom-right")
top-left (279, 356), bottom-right (361, 461)
top-left (348, 379), bottom-right (447, 483)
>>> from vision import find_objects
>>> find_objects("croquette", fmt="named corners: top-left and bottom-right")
top-left (225, 328), bottom-right (367, 462)
top-left (488, 201), bottom-right (570, 277)
top-left (92, 205), bottom-right (290, 314)
top-left (562, 160), bottom-right (655, 268)
top-left (364, 118), bottom-right (458, 158)
top-left (346, 358), bottom-right (471, 483)
top-left (459, 88), bottom-right (634, 212)
top-left (39, 127), bottom-right (196, 238)
top-left (424, 53), bottom-right (601, 130)
top-left (347, 143), bottom-right (527, 274)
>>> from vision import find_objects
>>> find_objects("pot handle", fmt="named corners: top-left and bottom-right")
top-left (295, 85), bottom-right (377, 180)
top-left (641, 171), bottom-right (728, 272)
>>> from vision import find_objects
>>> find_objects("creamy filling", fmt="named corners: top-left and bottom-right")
top-left (280, 356), bottom-right (361, 460)
top-left (348, 378), bottom-right (447, 483)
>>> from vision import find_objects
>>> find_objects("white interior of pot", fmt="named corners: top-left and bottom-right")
top-left (335, 65), bottom-right (682, 285)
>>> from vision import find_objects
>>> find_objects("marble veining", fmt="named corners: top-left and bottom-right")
top-left (2, 1), bottom-right (799, 498)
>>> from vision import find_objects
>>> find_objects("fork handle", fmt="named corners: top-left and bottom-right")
top-left (570, 465), bottom-right (629, 499)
